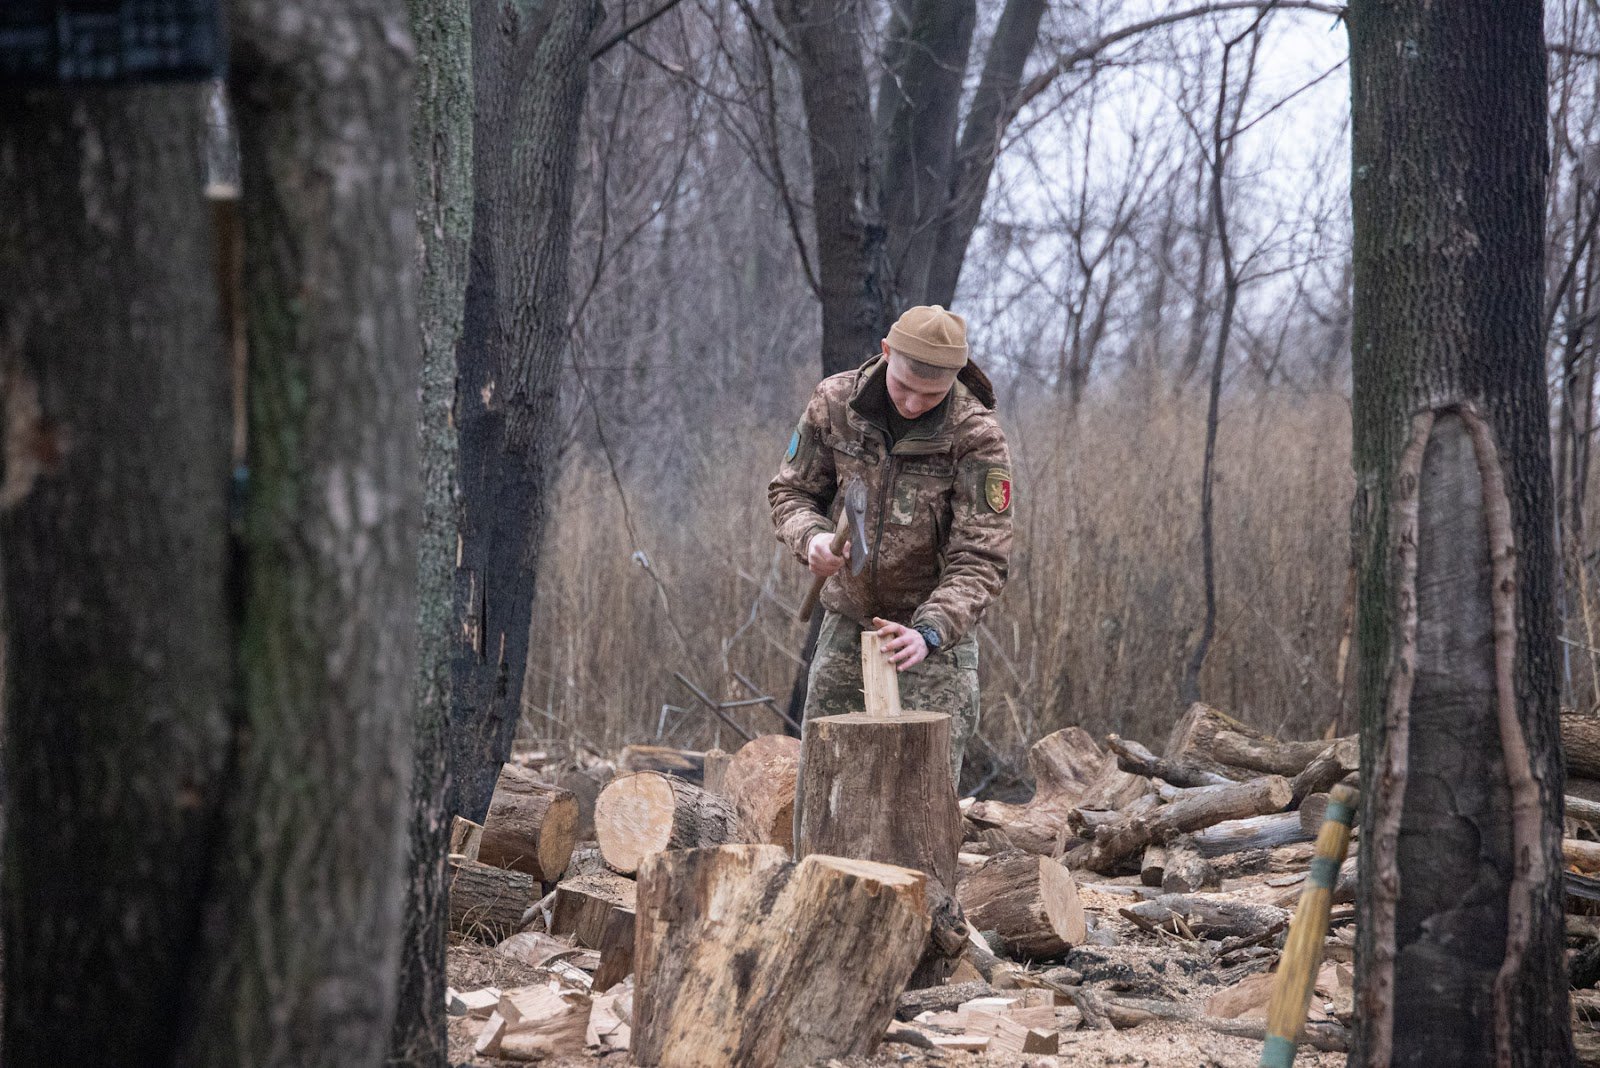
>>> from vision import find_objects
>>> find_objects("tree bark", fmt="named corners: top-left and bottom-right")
top-left (451, 0), bottom-right (603, 823)
top-left (773, 0), bottom-right (892, 375)
top-left (924, 0), bottom-right (1046, 306)
top-left (796, 711), bottom-right (962, 889)
top-left (179, 1), bottom-right (423, 1059)
top-left (392, 0), bottom-right (474, 1062)
top-left (722, 734), bottom-right (802, 849)
top-left (632, 846), bottom-right (933, 1068)
top-left (1348, 2), bottom-right (1572, 1063)
top-left (0, 82), bottom-right (230, 1066)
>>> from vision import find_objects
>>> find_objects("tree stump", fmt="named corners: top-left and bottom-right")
top-left (796, 711), bottom-right (962, 889)
top-left (595, 771), bottom-right (740, 874)
top-left (632, 845), bottom-right (932, 1068)
top-left (477, 765), bottom-right (578, 880)
top-left (956, 850), bottom-right (1085, 960)
top-left (723, 734), bottom-right (802, 850)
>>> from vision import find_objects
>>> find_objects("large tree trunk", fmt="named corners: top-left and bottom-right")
top-left (0, 83), bottom-right (231, 1065)
top-left (451, 0), bottom-right (602, 824)
top-left (773, 0), bottom-right (893, 375)
top-left (1348, 2), bottom-right (1572, 1064)
top-left (391, 0), bottom-right (475, 1063)
top-left (179, 1), bottom-right (422, 1060)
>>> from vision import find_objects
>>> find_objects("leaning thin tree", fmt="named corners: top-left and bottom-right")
top-left (1348, 1), bottom-right (1573, 1064)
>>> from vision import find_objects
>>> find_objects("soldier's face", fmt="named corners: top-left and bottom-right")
top-left (883, 349), bottom-right (957, 418)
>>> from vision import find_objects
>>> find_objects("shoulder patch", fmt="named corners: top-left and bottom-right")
top-left (785, 427), bottom-right (800, 463)
top-left (984, 468), bottom-right (1012, 513)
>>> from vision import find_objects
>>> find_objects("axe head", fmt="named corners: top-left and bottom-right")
top-left (843, 475), bottom-right (869, 575)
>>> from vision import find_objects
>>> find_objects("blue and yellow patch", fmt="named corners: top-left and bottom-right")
top-left (785, 428), bottom-right (800, 463)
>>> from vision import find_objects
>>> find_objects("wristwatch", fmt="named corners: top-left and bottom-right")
top-left (914, 624), bottom-right (942, 654)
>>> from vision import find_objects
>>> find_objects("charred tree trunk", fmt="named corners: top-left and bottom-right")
top-left (0, 83), bottom-right (231, 1065)
top-left (391, 0), bottom-right (474, 1063)
top-left (1348, 2), bottom-right (1572, 1064)
top-left (451, 0), bottom-right (602, 822)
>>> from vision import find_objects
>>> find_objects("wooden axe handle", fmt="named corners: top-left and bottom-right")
top-left (797, 515), bottom-right (851, 622)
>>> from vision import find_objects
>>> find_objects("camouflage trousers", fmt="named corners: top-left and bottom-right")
top-left (802, 610), bottom-right (980, 782)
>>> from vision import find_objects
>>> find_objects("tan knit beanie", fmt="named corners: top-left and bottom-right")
top-left (886, 305), bottom-right (969, 369)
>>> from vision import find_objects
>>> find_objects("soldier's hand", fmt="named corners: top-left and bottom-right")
top-left (808, 531), bottom-right (850, 578)
top-left (872, 617), bottom-right (928, 671)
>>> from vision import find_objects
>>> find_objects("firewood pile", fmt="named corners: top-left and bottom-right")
top-left (443, 706), bottom-right (1600, 1066)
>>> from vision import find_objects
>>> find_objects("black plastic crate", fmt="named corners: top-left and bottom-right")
top-left (0, 1), bottom-right (223, 85)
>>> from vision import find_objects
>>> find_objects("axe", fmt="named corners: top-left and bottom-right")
top-left (797, 474), bottom-right (869, 622)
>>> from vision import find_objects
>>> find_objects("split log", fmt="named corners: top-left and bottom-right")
top-left (632, 845), bottom-right (932, 1068)
top-left (449, 987), bottom-right (501, 1018)
top-left (1077, 775), bottom-right (1293, 872)
top-left (495, 984), bottom-right (591, 1061)
top-left (966, 727), bottom-right (1150, 855)
top-left (722, 734), bottom-right (801, 850)
top-left (451, 816), bottom-right (484, 862)
top-left (478, 766), bottom-right (579, 881)
top-left (1125, 893), bottom-right (1290, 940)
top-left (861, 631), bottom-right (904, 717)
top-left (701, 748), bottom-right (731, 794)
top-left (549, 872), bottom-right (637, 948)
top-left (955, 850), bottom-right (1085, 960)
top-left (1140, 846), bottom-right (1167, 888)
top-left (1108, 734), bottom-right (1232, 788)
top-left (1190, 811), bottom-right (1313, 858)
top-left (1289, 736), bottom-right (1360, 803)
top-left (588, 980), bottom-right (634, 1050)
top-left (618, 744), bottom-right (706, 783)
top-left (796, 711), bottom-right (961, 889)
top-left (450, 860), bottom-right (537, 943)
top-left (1565, 716), bottom-right (1600, 780)
top-left (1164, 703), bottom-right (1340, 779)
top-left (1159, 842), bottom-right (1219, 894)
top-left (595, 771), bottom-right (740, 874)
top-left (591, 906), bottom-right (636, 992)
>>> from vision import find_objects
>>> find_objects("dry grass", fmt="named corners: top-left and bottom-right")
top-left (523, 380), bottom-right (1355, 790)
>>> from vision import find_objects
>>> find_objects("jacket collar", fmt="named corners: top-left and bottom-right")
top-left (846, 355), bottom-right (963, 455)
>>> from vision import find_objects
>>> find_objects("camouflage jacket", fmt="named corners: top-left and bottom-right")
top-left (768, 355), bottom-right (1012, 647)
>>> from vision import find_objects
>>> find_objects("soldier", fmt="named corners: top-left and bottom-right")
top-left (769, 305), bottom-right (1013, 780)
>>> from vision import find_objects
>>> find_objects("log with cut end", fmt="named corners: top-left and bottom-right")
top-left (450, 860), bottom-right (538, 943)
top-left (1158, 841), bottom-right (1219, 894)
top-left (1140, 845), bottom-right (1167, 887)
top-left (1164, 703), bottom-right (1339, 779)
top-left (632, 845), bottom-right (933, 1068)
top-left (477, 765), bottom-right (579, 881)
top-left (965, 727), bottom-right (1149, 854)
top-left (796, 711), bottom-right (961, 889)
top-left (450, 816), bottom-right (484, 862)
top-left (619, 744), bottom-right (706, 783)
top-left (1077, 774), bottom-right (1293, 873)
top-left (956, 849), bottom-right (1085, 960)
top-left (723, 734), bottom-right (801, 850)
top-left (1289, 736), bottom-right (1359, 802)
top-left (595, 771), bottom-right (740, 874)
top-left (861, 631), bottom-right (904, 716)
top-left (549, 871), bottom-right (637, 947)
